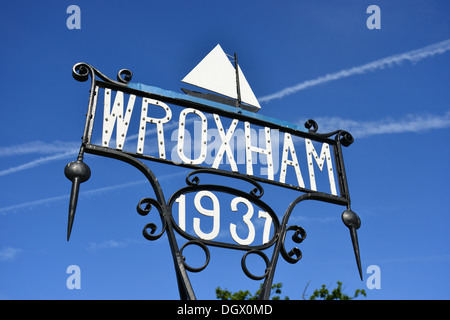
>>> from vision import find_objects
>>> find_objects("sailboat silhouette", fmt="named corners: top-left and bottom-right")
top-left (181, 44), bottom-right (261, 113)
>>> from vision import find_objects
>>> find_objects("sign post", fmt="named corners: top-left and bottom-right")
top-left (65, 53), bottom-right (362, 300)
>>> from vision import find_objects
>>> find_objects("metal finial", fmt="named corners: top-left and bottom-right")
top-left (342, 208), bottom-right (363, 280)
top-left (64, 160), bottom-right (91, 241)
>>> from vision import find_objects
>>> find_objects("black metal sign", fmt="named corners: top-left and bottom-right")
top-left (65, 62), bottom-right (362, 300)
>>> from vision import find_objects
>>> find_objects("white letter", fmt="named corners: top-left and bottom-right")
top-left (305, 139), bottom-right (337, 195)
top-left (137, 98), bottom-right (172, 158)
top-left (265, 305), bottom-right (272, 314)
top-left (245, 123), bottom-right (274, 180)
top-left (66, 265), bottom-right (81, 289)
top-left (280, 133), bottom-right (305, 188)
top-left (366, 265), bottom-right (381, 289)
top-left (366, 5), bottom-right (381, 29)
top-left (178, 109), bottom-right (207, 165)
top-left (66, 5), bottom-right (81, 30)
top-left (102, 89), bottom-right (136, 150)
top-left (222, 305), bottom-right (229, 314)
top-left (212, 115), bottom-right (239, 171)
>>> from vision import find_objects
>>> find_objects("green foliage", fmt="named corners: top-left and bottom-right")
top-left (216, 283), bottom-right (289, 300)
top-left (215, 281), bottom-right (366, 300)
top-left (309, 281), bottom-right (366, 300)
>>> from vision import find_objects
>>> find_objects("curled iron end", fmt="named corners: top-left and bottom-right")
top-left (342, 209), bottom-right (363, 280)
top-left (338, 131), bottom-right (354, 147)
top-left (117, 69), bottom-right (133, 84)
top-left (64, 160), bottom-right (91, 241)
top-left (304, 119), bottom-right (318, 133)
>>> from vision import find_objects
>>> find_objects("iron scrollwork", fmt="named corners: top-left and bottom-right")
top-left (180, 240), bottom-right (211, 273)
top-left (241, 249), bottom-right (271, 281)
top-left (136, 197), bottom-right (166, 241)
top-left (65, 63), bottom-right (362, 300)
top-left (280, 225), bottom-right (307, 264)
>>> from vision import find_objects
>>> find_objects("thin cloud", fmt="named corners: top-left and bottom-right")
top-left (0, 141), bottom-right (80, 157)
top-left (0, 247), bottom-right (23, 262)
top-left (259, 39), bottom-right (450, 103)
top-left (0, 171), bottom-right (186, 216)
top-left (300, 110), bottom-right (450, 138)
top-left (0, 150), bottom-right (77, 177)
top-left (86, 238), bottom-right (148, 252)
top-left (0, 119), bottom-right (182, 177)
top-left (3, 36), bottom-right (449, 178)
top-left (0, 180), bottom-right (145, 215)
top-left (0, 194), bottom-right (70, 215)
top-left (87, 239), bottom-right (127, 252)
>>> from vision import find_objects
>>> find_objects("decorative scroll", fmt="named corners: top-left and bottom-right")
top-left (65, 63), bottom-right (363, 300)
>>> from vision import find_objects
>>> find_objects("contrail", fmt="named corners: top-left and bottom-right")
top-left (0, 171), bottom-right (187, 215)
top-left (2, 37), bottom-right (449, 178)
top-left (0, 150), bottom-right (77, 177)
top-left (0, 116), bottom-right (202, 178)
top-left (0, 141), bottom-right (80, 157)
top-left (259, 39), bottom-right (450, 103)
top-left (299, 110), bottom-right (450, 138)
top-left (0, 181), bottom-right (144, 215)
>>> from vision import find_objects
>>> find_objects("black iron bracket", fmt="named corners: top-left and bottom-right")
top-left (64, 63), bottom-right (362, 300)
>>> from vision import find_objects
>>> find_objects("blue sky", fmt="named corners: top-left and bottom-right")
top-left (1, 0), bottom-right (449, 300)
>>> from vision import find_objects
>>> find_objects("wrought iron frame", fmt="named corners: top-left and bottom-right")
top-left (65, 63), bottom-right (362, 300)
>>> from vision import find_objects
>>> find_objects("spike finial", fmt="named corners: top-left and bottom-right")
top-left (64, 160), bottom-right (91, 241)
top-left (342, 208), bottom-right (363, 280)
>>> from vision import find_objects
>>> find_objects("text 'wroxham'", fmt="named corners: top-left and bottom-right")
top-left (91, 87), bottom-right (339, 195)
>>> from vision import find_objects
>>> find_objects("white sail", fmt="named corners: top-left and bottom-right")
top-left (182, 44), bottom-right (261, 110)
